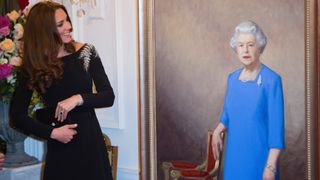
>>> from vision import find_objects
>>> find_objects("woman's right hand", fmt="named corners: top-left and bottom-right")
top-left (212, 123), bottom-right (226, 160)
top-left (50, 124), bottom-right (78, 144)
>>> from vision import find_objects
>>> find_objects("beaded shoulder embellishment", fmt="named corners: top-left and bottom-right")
top-left (79, 44), bottom-right (99, 72)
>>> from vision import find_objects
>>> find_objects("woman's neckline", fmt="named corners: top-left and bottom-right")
top-left (238, 63), bottom-right (264, 83)
top-left (59, 43), bottom-right (87, 59)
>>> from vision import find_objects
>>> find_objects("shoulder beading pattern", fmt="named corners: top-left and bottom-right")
top-left (79, 44), bottom-right (99, 72)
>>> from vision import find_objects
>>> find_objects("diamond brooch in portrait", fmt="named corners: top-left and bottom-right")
top-left (257, 75), bottom-right (262, 86)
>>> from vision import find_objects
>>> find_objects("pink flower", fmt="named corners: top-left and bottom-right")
top-left (9, 56), bottom-right (22, 66)
top-left (0, 63), bottom-right (13, 79)
top-left (0, 26), bottom-right (10, 36)
top-left (0, 16), bottom-right (10, 29)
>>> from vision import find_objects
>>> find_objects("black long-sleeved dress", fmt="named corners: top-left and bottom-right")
top-left (11, 44), bottom-right (114, 180)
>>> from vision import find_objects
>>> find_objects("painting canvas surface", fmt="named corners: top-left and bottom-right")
top-left (155, 0), bottom-right (305, 179)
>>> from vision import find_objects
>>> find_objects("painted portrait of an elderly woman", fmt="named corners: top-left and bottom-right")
top-left (213, 21), bottom-right (285, 180)
top-left (153, 1), bottom-right (304, 180)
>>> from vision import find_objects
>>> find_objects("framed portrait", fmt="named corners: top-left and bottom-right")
top-left (139, 0), bottom-right (318, 179)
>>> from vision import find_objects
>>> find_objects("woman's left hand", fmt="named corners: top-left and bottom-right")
top-left (263, 168), bottom-right (275, 180)
top-left (55, 94), bottom-right (83, 122)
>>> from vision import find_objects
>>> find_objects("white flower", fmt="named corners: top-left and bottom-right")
top-left (6, 74), bottom-right (13, 82)
top-left (0, 58), bottom-right (8, 64)
top-left (14, 40), bottom-right (23, 53)
top-left (14, 23), bottom-right (24, 40)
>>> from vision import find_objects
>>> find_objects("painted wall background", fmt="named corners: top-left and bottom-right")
top-left (155, 0), bottom-right (305, 179)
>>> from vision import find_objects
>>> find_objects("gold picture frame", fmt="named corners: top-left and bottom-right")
top-left (138, 0), bottom-right (318, 179)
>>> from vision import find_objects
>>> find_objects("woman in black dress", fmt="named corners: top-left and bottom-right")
top-left (11, 1), bottom-right (114, 180)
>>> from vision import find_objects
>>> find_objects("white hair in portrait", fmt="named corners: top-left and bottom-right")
top-left (230, 21), bottom-right (267, 54)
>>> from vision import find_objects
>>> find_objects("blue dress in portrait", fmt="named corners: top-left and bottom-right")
top-left (220, 64), bottom-right (285, 180)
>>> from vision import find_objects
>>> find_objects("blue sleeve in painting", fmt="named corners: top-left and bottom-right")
top-left (220, 74), bottom-right (231, 128)
top-left (267, 76), bottom-right (285, 149)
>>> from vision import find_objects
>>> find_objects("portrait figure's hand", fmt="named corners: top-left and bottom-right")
top-left (55, 95), bottom-right (83, 122)
top-left (212, 130), bottom-right (223, 160)
top-left (50, 124), bottom-right (78, 144)
top-left (263, 167), bottom-right (276, 180)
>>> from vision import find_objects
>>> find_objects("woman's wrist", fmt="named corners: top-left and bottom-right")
top-left (50, 128), bottom-right (57, 140)
top-left (75, 94), bottom-right (83, 106)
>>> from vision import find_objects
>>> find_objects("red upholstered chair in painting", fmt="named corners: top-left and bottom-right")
top-left (162, 131), bottom-right (224, 180)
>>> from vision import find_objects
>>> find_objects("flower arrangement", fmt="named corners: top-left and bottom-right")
top-left (0, 10), bottom-right (25, 103)
top-left (0, 10), bottom-right (42, 114)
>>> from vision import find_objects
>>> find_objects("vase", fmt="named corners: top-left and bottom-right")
top-left (0, 101), bottom-right (39, 167)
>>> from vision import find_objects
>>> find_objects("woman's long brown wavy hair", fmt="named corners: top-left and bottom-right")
top-left (22, 1), bottom-right (75, 94)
